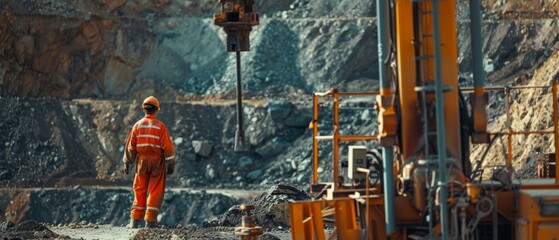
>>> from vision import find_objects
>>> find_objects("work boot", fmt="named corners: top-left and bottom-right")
top-left (145, 221), bottom-right (158, 229)
top-left (128, 219), bottom-right (139, 229)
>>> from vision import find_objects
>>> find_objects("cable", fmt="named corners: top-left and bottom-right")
top-left (470, 133), bottom-right (500, 181)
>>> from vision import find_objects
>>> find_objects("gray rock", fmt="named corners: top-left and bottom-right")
top-left (289, 159), bottom-right (297, 170)
top-left (192, 140), bottom-right (212, 157)
top-left (206, 165), bottom-right (215, 179)
top-left (297, 159), bottom-right (311, 172)
top-left (261, 233), bottom-right (281, 240)
top-left (0, 220), bottom-right (15, 231)
top-left (0, 170), bottom-right (11, 180)
top-left (255, 138), bottom-right (290, 158)
top-left (247, 169), bottom-right (263, 180)
top-left (248, 121), bottom-right (275, 146)
top-left (266, 100), bottom-right (294, 121)
top-left (69, 105), bottom-right (78, 116)
top-left (360, 109), bottom-right (371, 121)
top-left (296, 174), bottom-right (306, 183)
top-left (174, 137), bottom-right (184, 146)
top-left (184, 153), bottom-right (197, 162)
top-left (283, 108), bottom-right (312, 127)
top-left (238, 156), bottom-right (254, 168)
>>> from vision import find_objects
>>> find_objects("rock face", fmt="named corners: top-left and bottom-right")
top-left (470, 50), bottom-right (559, 178)
top-left (0, 9), bottom-right (154, 98)
top-left (0, 0), bottom-right (378, 99)
top-left (0, 98), bottom-right (95, 187)
top-left (457, 20), bottom-right (559, 86)
top-left (0, 97), bottom-right (315, 189)
top-left (2, 0), bottom-right (558, 100)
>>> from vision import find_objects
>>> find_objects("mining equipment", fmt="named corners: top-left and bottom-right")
top-left (286, 0), bottom-right (559, 239)
top-left (234, 204), bottom-right (264, 240)
top-left (213, 0), bottom-right (259, 152)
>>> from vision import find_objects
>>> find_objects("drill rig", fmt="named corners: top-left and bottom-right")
top-left (213, 0), bottom-right (259, 152)
top-left (289, 0), bottom-right (559, 239)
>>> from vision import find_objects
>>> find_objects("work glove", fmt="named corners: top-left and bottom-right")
top-left (123, 162), bottom-right (130, 175)
top-left (167, 164), bottom-right (175, 176)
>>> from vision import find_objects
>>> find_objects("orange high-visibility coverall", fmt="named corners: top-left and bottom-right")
top-left (123, 115), bottom-right (175, 223)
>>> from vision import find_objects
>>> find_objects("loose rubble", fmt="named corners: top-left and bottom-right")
top-left (0, 220), bottom-right (70, 239)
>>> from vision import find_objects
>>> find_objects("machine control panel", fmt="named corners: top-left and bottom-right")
top-left (348, 146), bottom-right (367, 181)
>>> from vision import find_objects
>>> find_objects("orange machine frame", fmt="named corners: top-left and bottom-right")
top-left (294, 82), bottom-right (559, 239)
top-left (290, 0), bottom-right (559, 238)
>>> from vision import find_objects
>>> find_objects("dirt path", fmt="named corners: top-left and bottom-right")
top-left (50, 224), bottom-right (292, 240)
top-left (50, 225), bottom-right (139, 240)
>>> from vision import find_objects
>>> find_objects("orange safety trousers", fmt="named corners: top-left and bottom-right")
top-left (130, 153), bottom-right (166, 222)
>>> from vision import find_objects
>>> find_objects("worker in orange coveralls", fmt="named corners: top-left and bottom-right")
top-left (122, 96), bottom-right (176, 228)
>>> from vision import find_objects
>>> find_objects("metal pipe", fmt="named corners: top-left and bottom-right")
top-left (431, 0), bottom-right (449, 238)
top-left (314, 91), bottom-right (380, 97)
top-left (316, 135), bottom-right (379, 141)
top-left (333, 90), bottom-right (340, 187)
top-left (312, 95), bottom-right (319, 187)
top-left (339, 136), bottom-right (379, 141)
top-left (382, 149), bottom-right (396, 234)
top-left (338, 92), bottom-right (379, 96)
top-left (553, 80), bottom-right (559, 184)
top-left (505, 88), bottom-right (512, 170)
top-left (234, 49), bottom-right (246, 152)
top-left (469, 0), bottom-right (485, 94)
top-left (357, 167), bottom-right (372, 239)
top-left (377, 0), bottom-right (390, 91)
top-left (377, 0), bottom-right (396, 234)
top-left (492, 193), bottom-right (498, 240)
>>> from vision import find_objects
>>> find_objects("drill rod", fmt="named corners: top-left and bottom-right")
top-left (234, 49), bottom-right (246, 152)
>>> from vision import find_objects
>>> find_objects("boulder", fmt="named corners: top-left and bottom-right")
top-left (173, 137), bottom-right (184, 146)
top-left (255, 138), bottom-right (290, 159)
top-left (266, 100), bottom-right (294, 122)
top-left (247, 169), bottom-right (263, 180)
top-left (248, 121), bottom-right (276, 146)
top-left (192, 140), bottom-right (212, 157)
top-left (238, 156), bottom-right (254, 168)
top-left (283, 108), bottom-right (312, 127)
top-left (0, 220), bottom-right (15, 231)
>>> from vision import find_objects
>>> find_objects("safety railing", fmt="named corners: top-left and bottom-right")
top-left (461, 80), bottom-right (559, 183)
top-left (311, 89), bottom-right (380, 192)
top-left (311, 82), bottom-right (559, 191)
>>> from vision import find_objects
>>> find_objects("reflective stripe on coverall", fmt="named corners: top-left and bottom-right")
top-left (123, 115), bottom-right (175, 222)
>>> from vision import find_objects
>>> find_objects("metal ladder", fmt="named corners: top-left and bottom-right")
top-left (413, 0), bottom-right (451, 239)
top-left (415, 1), bottom-right (436, 238)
